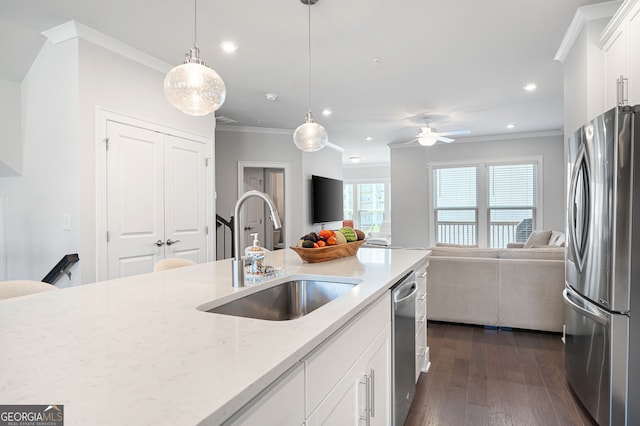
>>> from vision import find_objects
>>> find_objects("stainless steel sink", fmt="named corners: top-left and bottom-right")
top-left (205, 278), bottom-right (361, 321)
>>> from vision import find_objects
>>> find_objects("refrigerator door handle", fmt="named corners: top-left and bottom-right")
top-left (563, 288), bottom-right (608, 325)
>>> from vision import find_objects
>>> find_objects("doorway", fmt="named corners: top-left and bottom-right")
top-left (238, 161), bottom-right (290, 252)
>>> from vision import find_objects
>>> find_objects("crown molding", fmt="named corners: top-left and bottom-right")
top-left (388, 129), bottom-right (563, 150)
top-left (216, 124), bottom-right (293, 135)
top-left (216, 124), bottom-right (345, 152)
top-left (597, 0), bottom-right (639, 48)
top-left (554, 1), bottom-right (622, 63)
top-left (41, 20), bottom-right (172, 73)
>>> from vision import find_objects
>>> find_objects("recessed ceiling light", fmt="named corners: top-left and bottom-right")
top-left (349, 156), bottom-right (362, 163)
top-left (220, 41), bottom-right (238, 53)
top-left (507, 123), bottom-right (515, 129)
top-left (265, 93), bottom-right (278, 101)
top-left (365, 136), bottom-right (373, 141)
top-left (322, 108), bottom-right (332, 116)
top-left (523, 83), bottom-right (537, 92)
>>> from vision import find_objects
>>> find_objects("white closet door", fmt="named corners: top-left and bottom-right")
top-left (164, 134), bottom-right (207, 263)
top-left (106, 121), bottom-right (165, 278)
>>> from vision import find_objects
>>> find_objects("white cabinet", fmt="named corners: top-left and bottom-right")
top-left (415, 259), bottom-right (429, 380)
top-left (628, 1), bottom-right (640, 103)
top-left (601, 0), bottom-right (640, 108)
top-left (228, 292), bottom-right (392, 426)
top-left (225, 363), bottom-right (305, 426)
top-left (307, 324), bottom-right (391, 426)
top-left (306, 293), bottom-right (391, 425)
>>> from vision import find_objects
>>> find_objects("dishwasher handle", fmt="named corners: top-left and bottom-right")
top-left (394, 280), bottom-right (417, 305)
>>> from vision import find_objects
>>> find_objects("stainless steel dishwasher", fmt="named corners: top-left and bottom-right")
top-left (391, 271), bottom-right (417, 426)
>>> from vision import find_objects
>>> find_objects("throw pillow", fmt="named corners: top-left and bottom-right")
top-left (524, 230), bottom-right (552, 248)
top-left (548, 230), bottom-right (566, 247)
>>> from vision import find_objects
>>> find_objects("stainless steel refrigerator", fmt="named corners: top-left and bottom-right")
top-left (564, 105), bottom-right (640, 426)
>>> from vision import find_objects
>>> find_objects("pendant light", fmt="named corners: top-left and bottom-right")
top-left (293, 0), bottom-right (328, 152)
top-left (164, 0), bottom-right (226, 116)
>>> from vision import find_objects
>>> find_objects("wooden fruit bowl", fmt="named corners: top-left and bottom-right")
top-left (290, 240), bottom-right (366, 263)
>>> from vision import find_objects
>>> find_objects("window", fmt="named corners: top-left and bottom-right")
top-left (487, 163), bottom-right (537, 247)
top-left (433, 167), bottom-right (478, 245)
top-left (343, 180), bottom-right (390, 234)
top-left (431, 159), bottom-right (540, 248)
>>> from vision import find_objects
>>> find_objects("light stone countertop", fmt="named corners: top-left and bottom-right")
top-left (0, 247), bottom-right (429, 425)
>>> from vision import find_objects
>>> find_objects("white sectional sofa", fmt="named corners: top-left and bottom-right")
top-left (426, 245), bottom-right (565, 332)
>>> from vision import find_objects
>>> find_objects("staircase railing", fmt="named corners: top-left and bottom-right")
top-left (216, 214), bottom-right (234, 260)
top-left (42, 253), bottom-right (79, 284)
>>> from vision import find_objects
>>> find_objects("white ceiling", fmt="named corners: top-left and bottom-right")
top-left (0, 0), bottom-right (607, 164)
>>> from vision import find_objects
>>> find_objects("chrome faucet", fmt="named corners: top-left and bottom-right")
top-left (232, 190), bottom-right (282, 288)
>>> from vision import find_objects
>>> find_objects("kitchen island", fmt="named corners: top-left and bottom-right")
top-left (0, 247), bottom-right (428, 425)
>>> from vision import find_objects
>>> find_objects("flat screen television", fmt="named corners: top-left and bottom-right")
top-left (312, 175), bottom-right (344, 224)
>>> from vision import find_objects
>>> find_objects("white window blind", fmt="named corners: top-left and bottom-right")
top-left (433, 166), bottom-right (478, 245)
top-left (430, 160), bottom-right (540, 248)
top-left (487, 163), bottom-right (537, 247)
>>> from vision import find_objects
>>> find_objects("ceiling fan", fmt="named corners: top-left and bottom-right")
top-left (409, 124), bottom-right (470, 146)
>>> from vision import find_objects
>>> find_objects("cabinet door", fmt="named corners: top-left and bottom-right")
top-left (628, 2), bottom-right (640, 104)
top-left (603, 26), bottom-right (627, 110)
top-left (307, 325), bottom-right (391, 426)
top-left (365, 324), bottom-right (391, 426)
top-left (227, 364), bottom-right (305, 426)
top-left (306, 360), bottom-right (362, 426)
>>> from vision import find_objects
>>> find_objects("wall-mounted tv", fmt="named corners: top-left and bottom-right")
top-left (312, 175), bottom-right (344, 224)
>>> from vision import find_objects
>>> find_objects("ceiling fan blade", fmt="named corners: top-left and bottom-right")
top-left (436, 136), bottom-right (455, 143)
top-left (437, 129), bottom-right (471, 137)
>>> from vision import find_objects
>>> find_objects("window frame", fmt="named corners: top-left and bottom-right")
top-left (428, 156), bottom-right (543, 248)
top-left (343, 178), bottom-right (391, 233)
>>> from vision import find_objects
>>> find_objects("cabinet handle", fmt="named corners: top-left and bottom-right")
top-left (617, 75), bottom-right (629, 106)
top-left (359, 375), bottom-right (371, 426)
top-left (370, 368), bottom-right (375, 418)
top-left (358, 369), bottom-right (375, 424)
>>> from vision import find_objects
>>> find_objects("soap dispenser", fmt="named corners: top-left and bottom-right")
top-left (245, 233), bottom-right (265, 274)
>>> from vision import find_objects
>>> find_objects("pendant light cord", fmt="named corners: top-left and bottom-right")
top-left (307, 0), bottom-right (312, 114)
top-left (194, 0), bottom-right (198, 47)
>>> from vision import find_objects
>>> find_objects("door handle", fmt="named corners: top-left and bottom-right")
top-left (155, 240), bottom-right (165, 247)
top-left (244, 226), bottom-right (254, 231)
top-left (166, 239), bottom-right (181, 246)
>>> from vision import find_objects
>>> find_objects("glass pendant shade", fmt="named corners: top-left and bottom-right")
top-left (293, 112), bottom-right (328, 152)
top-left (164, 52), bottom-right (226, 116)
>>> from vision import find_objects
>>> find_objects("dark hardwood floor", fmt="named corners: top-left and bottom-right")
top-left (406, 321), bottom-right (598, 426)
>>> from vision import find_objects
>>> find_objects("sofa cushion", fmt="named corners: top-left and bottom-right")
top-left (497, 247), bottom-right (565, 260)
top-left (523, 230), bottom-right (552, 248)
top-left (428, 247), bottom-right (498, 258)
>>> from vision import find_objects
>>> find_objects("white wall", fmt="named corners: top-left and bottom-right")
top-left (0, 31), bottom-right (216, 285)
top-left (215, 128), bottom-right (342, 249)
top-left (390, 133), bottom-right (565, 248)
top-left (302, 146), bottom-right (343, 234)
top-left (0, 39), bottom-right (80, 285)
top-left (77, 39), bottom-right (215, 283)
top-left (390, 146), bottom-right (429, 248)
top-left (215, 129), bottom-right (304, 249)
top-left (342, 164), bottom-right (390, 181)
top-left (0, 78), bottom-right (22, 176)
